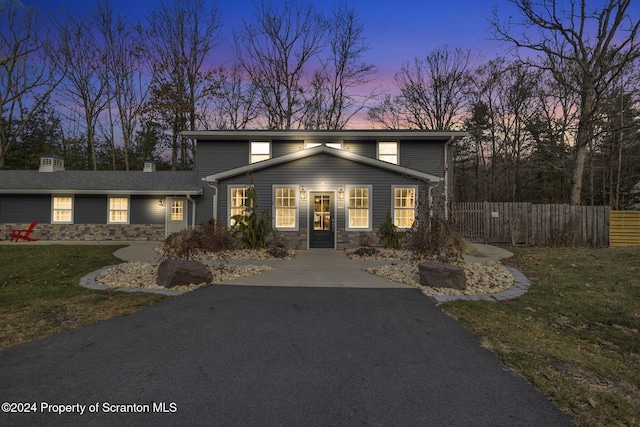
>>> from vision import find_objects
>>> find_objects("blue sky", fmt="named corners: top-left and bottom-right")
top-left (25, 0), bottom-right (513, 86)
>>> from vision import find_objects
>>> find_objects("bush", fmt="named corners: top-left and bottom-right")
top-left (377, 209), bottom-right (403, 249)
top-left (403, 217), bottom-right (465, 262)
top-left (266, 234), bottom-right (290, 258)
top-left (231, 185), bottom-right (272, 249)
top-left (163, 219), bottom-right (235, 260)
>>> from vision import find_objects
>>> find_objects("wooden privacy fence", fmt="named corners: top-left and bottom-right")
top-left (454, 202), bottom-right (610, 247)
top-left (610, 211), bottom-right (640, 247)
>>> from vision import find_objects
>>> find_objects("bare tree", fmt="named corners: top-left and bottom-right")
top-left (303, 4), bottom-right (376, 129)
top-left (366, 94), bottom-right (407, 129)
top-left (212, 64), bottom-right (260, 129)
top-left (234, 0), bottom-right (327, 129)
top-left (95, 0), bottom-right (149, 170)
top-left (146, 0), bottom-right (221, 169)
top-left (395, 46), bottom-right (472, 130)
top-left (49, 13), bottom-right (109, 170)
top-left (490, 0), bottom-right (640, 205)
top-left (0, 0), bottom-right (61, 167)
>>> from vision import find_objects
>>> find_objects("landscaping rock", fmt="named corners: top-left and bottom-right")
top-left (156, 259), bottom-right (213, 288)
top-left (418, 260), bottom-right (467, 290)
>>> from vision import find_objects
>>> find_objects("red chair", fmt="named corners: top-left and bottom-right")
top-left (10, 222), bottom-right (38, 242)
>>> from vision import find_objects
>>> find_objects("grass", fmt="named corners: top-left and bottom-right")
top-left (442, 246), bottom-right (640, 427)
top-left (0, 245), bottom-right (167, 349)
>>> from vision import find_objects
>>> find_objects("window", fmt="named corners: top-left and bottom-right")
top-left (230, 187), bottom-right (250, 226)
top-left (393, 187), bottom-right (416, 228)
top-left (52, 196), bottom-right (73, 223)
top-left (171, 200), bottom-right (184, 221)
top-left (250, 141), bottom-right (271, 163)
top-left (108, 197), bottom-right (129, 223)
top-left (378, 141), bottom-right (398, 164)
top-left (274, 187), bottom-right (297, 229)
top-left (305, 142), bottom-right (342, 149)
top-left (347, 186), bottom-right (371, 230)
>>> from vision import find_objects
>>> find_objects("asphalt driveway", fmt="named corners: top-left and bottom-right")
top-left (0, 285), bottom-right (572, 426)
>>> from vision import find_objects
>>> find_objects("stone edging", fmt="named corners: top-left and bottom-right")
top-left (80, 265), bottom-right (531, 301)
top-left (428, 267), bottom-right (531, 303)
top-left (79, 266), bottom-right (184, 296)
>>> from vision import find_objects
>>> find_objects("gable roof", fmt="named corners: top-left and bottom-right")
top-left (203, 145), bottom-right (443, 183)
top-left (0, 170), bottom-right (202, 195)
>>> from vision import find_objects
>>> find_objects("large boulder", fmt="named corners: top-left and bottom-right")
top-left (156, 259), bottom-right (213, 288)
top-left (418, 260), bottom-right (467, 290)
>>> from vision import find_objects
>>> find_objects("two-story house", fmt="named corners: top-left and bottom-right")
top-left (0, 130), bottom-right (465, 248)
top-left (188, 130), bottom-right (465, 249)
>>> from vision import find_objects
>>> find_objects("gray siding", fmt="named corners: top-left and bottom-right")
top-left (400, 141), bottom-right (446, 176)
top-left (0, 195), bottom-right (50, 223)
top-left (196, 140), bottom-right (249, 177)
top-left (131, 196), bottom-right (165, 224)
top-left (215, 153), bottom-right (429, 228)
top-left (75, 195), bottom-right (107, 223)
top-left (343, 140), bottom-right (376, 158)
top-left (272, 140), bottom-right (303, 157)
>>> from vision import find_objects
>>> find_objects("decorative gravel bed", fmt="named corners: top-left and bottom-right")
top-left (345, 248), bottom-right (515, 297)
top-left (96, 248), bottom-right (294, 292)
top-left (96, 246), bottom-right (514, 297)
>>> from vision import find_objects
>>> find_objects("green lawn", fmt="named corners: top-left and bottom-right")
top-left (0, 245), bottom-right (166, 349)
top-left (442, 246), bottom-right (640, 427)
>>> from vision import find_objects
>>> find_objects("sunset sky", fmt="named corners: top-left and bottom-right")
top-left (25, 0), bottom-right (516, 88)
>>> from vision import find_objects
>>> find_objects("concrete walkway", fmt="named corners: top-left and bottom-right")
top-left (108, 242), bottom-right (529, 302)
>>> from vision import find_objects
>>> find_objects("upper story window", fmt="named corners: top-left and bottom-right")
top-left (378, 141), bottom-right (398, 164)
top-left (305, 142), bottom-right (343, 149)
top-left (52, 196), bottom-right (73, 223)
top-left (108, 196), bottom-right (129, 224)
top-left (250, 141), bottom-right (271, 163)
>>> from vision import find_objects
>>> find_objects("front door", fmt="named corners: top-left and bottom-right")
top-left (166, 197), bottom-right (188, 236)
top-left (309, 192), bottom-right (335, 249)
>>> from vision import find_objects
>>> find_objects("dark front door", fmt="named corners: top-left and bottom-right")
top-left (309, 192), bottom-right (335, 249)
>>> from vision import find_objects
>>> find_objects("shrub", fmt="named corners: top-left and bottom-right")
top-left (231, 185), bottom-right (272, 249)
top-left (377, 209), bottom-right (403, 249)
top-left (266, 234), bottom-right (290, 258)
top-left (403, 216), bottom-right (465, 262)
top-left (402, 191), bottom-right (464, 262)
top-left (163, 219), bottom-right (235, 260)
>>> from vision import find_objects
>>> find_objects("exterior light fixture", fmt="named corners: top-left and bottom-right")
top-left (338, 187), bottom-right (345, 200)
top-left (159, 198), bottom-right (164, 207)
top-left (300, 186), bottom-right (307, 200)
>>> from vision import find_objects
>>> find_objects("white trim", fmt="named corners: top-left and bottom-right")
top-left (51, 195), bottom-right (74, 224)
top-left (272, 185), bottom-right (299, 231)
top-left (107, 195), bottom-right (130, 224)
top-left (345, 185), bottom-right (372, 231)
top-left (391, 185), bottom-right (418, 229)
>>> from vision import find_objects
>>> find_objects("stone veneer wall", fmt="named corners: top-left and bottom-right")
top-left (3, 224), bottom-right (384, 247)
top-left (2, 223), bottom-right (166, 241)
top-left (271, 229), bottom-right (380, 250)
